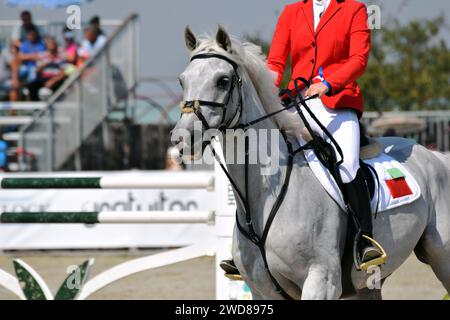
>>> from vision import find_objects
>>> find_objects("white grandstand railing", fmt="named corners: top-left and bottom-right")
top-left (0, 116), bottom-right (32, 126)
top-left (0, 102), bottom-right (46, 112)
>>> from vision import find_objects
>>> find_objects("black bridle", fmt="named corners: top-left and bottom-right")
top-left (179, 53), bottom-right (348, 300)
top-left (179, 53), bottom-right (243, 131)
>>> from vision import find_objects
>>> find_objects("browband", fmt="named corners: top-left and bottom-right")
top-left (190, 53), bottom-right (239, 70)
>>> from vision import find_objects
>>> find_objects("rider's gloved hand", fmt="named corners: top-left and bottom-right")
top-left (304, 82), bottom-right (329, 99)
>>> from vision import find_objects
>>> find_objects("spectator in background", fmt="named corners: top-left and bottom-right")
top-left (89, 15), bottom-right (105, 36)
top-left (78, 26), bottom-right (106, 63)
top-left (61, 27), bottom-right (78, 66)
top-left (383, 128), bottom-right (397, 137)
top-left (60, 26), bottom-right (79, 78)
top-left (425, 135), bottom-right (438, 151)
top-left (0, 41), bottom-right (13, 100)
top-left (0, 41), bottom-right (5, 79)
top-left (36, 37), bottom-right (64, 100)
top-left (11, 11), bottom-right (43, 48)
top-left (3, 44), bottom-right (19, 101)
top-left (10, 26), bottom-right (46, 101)
top-left (0, 140), bottom-right (7, 172)
top-left (165, 147), bottom-right (184, 171)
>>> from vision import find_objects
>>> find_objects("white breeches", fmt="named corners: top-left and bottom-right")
top-left (298, 97), bottom-right (361, 184)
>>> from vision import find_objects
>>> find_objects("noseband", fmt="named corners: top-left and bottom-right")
top-left (179, 53), bottom-right (243, 131)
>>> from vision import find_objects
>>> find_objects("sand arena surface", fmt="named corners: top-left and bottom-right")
top-left (0, 251), bottom-right (446, 300)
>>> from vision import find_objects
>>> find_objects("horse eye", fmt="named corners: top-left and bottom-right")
top-left (217, 76), bottom-right (230, 89)
top-left (178, 78), bottom-right (184, 89)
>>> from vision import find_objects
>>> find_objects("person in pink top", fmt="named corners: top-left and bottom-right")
top-left (61, 27), bottom-right (79, 67)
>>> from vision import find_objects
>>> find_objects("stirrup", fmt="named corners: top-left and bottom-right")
top-left (224, 273), bottom-right (243, 281)
top-left (359, 235), bottom-right (388, 271)
top-left (220, 260), bottom-right (243, 281)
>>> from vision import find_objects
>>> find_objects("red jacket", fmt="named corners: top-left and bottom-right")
top-left (267, 0), bottom-right (370, 117)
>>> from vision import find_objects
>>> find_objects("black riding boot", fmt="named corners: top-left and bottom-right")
top-left (343, 169), bottom-right (382, 264)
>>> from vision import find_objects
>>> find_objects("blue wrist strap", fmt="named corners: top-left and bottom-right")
top-left (323, 80), bottom-right (332, 93)
top-left (319, 67), bottom-right (333, 96)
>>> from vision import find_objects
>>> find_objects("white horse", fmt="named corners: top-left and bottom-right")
top-left (173, 26), bottom-right (450, 300)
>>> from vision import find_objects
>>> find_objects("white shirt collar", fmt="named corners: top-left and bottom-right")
top-left (313, 0), bottom-right (331, 30)
top-left (313, 0), bottom-right (329, 7)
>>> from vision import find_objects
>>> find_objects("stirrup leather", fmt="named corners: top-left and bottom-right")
top-left (359, 235), bottom-right (388, 271)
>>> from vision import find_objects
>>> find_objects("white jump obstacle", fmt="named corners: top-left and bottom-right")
top-left (0, 211), bottom-right (215, 224)
top-left (0, 173), bottom-right (215, 190)
top-left (0, 148), bottom-right (242, 300)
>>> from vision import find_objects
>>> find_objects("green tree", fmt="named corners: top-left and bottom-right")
top-left (361, 16), bottom-right (450, 111)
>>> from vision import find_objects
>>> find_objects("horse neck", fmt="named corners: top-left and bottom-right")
top-left (223, 76), bottom-right (292, 235)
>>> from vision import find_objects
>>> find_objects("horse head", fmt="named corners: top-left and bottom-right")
top-left (172, 26), bottom-right (244, 160)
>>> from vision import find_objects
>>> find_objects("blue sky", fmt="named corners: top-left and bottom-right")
top-left (1, 0), bottom-right (448, 80)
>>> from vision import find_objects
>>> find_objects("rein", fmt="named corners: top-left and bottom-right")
top-left (180, 53), bottom-right (343, 300)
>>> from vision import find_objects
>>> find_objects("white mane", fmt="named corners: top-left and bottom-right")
top-left (191, 36), bottom-right (301, 136)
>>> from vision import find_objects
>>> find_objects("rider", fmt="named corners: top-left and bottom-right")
top-left (221, 0), bottom-right (383, 276)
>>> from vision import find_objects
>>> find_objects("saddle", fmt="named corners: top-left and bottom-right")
top-left (300, 125), bottom-right (380, 199)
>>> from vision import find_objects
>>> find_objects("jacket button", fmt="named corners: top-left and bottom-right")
top-left (311, 59), bottom-right (315, 64)
top-left (312, 42), bottom-right (316, 48)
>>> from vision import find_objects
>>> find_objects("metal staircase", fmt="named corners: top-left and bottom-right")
top-left (18, 14), bottom-right (139, 171)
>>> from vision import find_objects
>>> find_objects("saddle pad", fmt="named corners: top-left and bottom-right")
top-left (304, 149), bottom-right (421, 214)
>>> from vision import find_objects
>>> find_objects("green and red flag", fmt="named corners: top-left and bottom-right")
top-left (385, 168), bottom-right (413, 199)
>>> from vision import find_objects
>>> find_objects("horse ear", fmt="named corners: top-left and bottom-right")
top-left (184, 26), bottom-right (198, 52)
top-left (216, 25), bottom-right (232, 52)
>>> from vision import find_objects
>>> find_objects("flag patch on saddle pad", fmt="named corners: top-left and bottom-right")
top-left (385, 167), bottom-right (413, 199)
